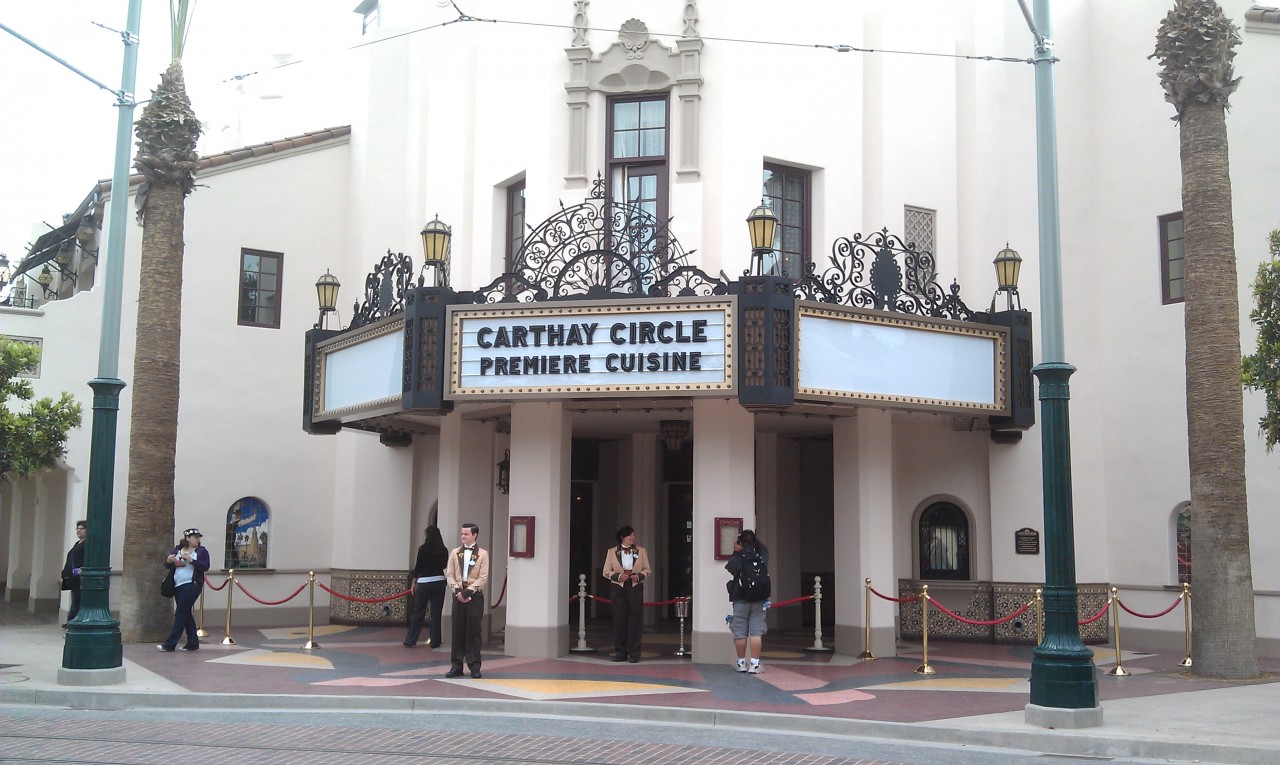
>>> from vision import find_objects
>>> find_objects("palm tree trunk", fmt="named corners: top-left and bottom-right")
top-left (119, 180), bottom-right (186, 643)
top-left (1180, 98), bottom-right (1258, 679)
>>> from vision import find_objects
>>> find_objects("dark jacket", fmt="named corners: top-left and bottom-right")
top-left (413, 542), bottom-right (449, 579)
top-left (61, 540), bottom-right (85, 591)
top-left (166, 544), bottom-right (211, 585)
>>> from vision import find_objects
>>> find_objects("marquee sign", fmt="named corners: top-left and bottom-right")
top-left (796, 303), bottom-right (1008, 414)
top-left (312, 317), bottom-right (405, 422)
top-left (447, 298), bottom-right (735, 400)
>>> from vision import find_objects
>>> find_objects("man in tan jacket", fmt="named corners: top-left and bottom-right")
top-left (445, 523), bottom-right (489, 678)
top-left (601, 525), bottom-right (651, 663)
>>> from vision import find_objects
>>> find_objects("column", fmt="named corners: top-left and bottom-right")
top-left (690, 398), bottom-right (755, 663)
top-left (627, 432), bottom-right (658, 625)
top-left (5, 479), bottom-right (33, 604)
top-left (435, 413), bottom-right (496, 634)
top-left (833, 410), bottom-right (897, 657)
top-left (504, 401), bottom-right (571, 657)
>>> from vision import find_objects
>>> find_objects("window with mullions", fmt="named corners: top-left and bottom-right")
top-left (1159, 212), bottom-right (1185, 304)
top-left (762, 163), bottom-right (810, 279)
top-left (608, 96), bottom-right (668, 279)
top-left (505, 179), bottom-right (526, 273)
top-left (238, 249), bottom-right (282, 328)
top-left (918, 502), bottom-right (971, 580)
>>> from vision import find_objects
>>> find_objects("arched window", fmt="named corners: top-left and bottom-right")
top-left (918, 502), bottom-right (970, 580)
top-left (1175, 503), bottom-right (1191, 584)
top-left (225, 497), bottom-right (270, 570)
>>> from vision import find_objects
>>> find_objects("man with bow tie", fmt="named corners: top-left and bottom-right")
top-left (445, 523), bottom-right (489, 678)
top-left (601, 525), bottom-right (651, 663)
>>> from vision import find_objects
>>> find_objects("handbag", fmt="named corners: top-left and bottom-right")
top-left (61, 576), bottom-right (75, 591)
top-left (160, 569), bottom-right (176, 598)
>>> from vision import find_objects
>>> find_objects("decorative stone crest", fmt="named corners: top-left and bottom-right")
top-left (619, 19), bottom-right (650, 58)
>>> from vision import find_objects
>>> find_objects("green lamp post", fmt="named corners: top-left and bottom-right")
top-left (1021, 0), bottom-right (1100, 725)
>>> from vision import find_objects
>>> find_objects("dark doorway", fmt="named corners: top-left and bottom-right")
top-left (665, 482), bottom-right (693, 619)
top-left (569, 480), bottom-right (595, 621)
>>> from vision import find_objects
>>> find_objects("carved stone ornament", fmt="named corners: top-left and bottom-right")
top-left (619, 19), bottom-right (650, 59)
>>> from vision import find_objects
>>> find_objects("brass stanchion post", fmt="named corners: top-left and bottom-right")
top-left (1106, 586), bottom-right (1129, 676)
top-left (196, 585), bottom-right (208, 638)
top-left (914, 584), bottom-right (934, 675)
top-left (220, 568), bottom-right (238, 646)
top-left (570, 573), bottom-right (596, 653)
top-left (303, 571), bottom-right (320, 650)
top-left (1035, 588), bottom-right (1043, 646)
top-left (859, 577), bottom-right (874, 659)
top-left (1179, 582), bottom-right (1192, 668)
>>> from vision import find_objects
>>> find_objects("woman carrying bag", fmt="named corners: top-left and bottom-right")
top-left (158, 528), bottom-right (210, 652)
top-left (60, 520), bottom-right (87, 627)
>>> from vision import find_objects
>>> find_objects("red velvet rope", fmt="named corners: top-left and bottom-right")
top-left (317, 580), bottom-right (412, 603)
top-left (234, 580), bottom-right (307, 606)
top-left (1116, 596), bottom-right (1182, 619)
top-left (205, 578), bottom-right (228, 591)
top-left (583, 594), bottom-right (689, 608)
top-left (927, 596), bottom-right (1033, 626)
top-left (490, 575), bottom-right (508, 608)
top-left (869, 586), bottom-right (920, 604)
top-left (771, 595), bottom-right (812, 608)
top-left (1077, 599), bottom-right (1111, 625)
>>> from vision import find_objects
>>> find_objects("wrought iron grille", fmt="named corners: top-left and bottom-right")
top-left (471, 174), bottom-right (727, 304)
top-left (349, 250), bottom-right (416, 328)
top-left (795, 228), bottom-right (978, 321)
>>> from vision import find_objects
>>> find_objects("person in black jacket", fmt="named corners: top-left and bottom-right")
top-left (60, 520), bottom-right (87, 627)
top-left (404, 525), bottom-right (449, 648)
top-left (725, 529), bottom-right (770, 674)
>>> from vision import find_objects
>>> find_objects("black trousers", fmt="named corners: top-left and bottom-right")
top-left (611, 581), bottom-right (643, 658)
top-left (404, 580), bottom-right (445, 647)
top-left (450, 591), bottom-right (484, 671)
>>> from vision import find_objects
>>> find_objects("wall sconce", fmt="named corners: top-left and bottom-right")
top-left (38, 264), bottom-right (55, 298)
top-left (314, 270), bottom-right (341, 329)
top-left (420, 214), bottom-right (452, 288)
top-left (746, 201), bottom-right (779, 277)
top-left (659, 420), bottom-right (689, 452)
top-left (989, 243), bottom-right (1023, 312)
top-left (496, 449), bottom-right (511, 494)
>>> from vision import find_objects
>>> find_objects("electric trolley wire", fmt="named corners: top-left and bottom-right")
top-left (226, 2), bottom-right (1037, 84)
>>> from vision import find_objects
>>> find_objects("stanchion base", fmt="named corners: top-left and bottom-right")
top-left (914, 664), bottom-right (935, 675)
top-left (196, 629), bottom-right (208, 638)
top-left (673, 650), bottom-right (691, 658)
top-left (220, 637), bottom-right (238, 646)
top-left (302, 641), bottom-right (320, 650)
top-left (1178, 657), bottom-right (1192, 668)
top-left (856, 650), bottom-right (874, 659)
top-left (569, 646), bottom-right (598, 653)
top-left (804, 646), bottom-right (834, 653)
top-left (1107, 666), bottom-right (1131, 677)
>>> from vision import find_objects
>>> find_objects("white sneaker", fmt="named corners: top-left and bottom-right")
top-left (748, 662), bottom-right (763, 674)
top-left (735, 659), bottom-right (748, 673)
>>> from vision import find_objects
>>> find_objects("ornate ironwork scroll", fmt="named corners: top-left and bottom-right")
top-left (475, 175), bottom-right (728, 303)
top-left (795, 228), bottom-right (978, 321)
top-left (349, 250), bottom-right (416, 328)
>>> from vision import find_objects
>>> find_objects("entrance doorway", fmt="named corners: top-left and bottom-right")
top-left (662, 439), bottom-right (693, 619)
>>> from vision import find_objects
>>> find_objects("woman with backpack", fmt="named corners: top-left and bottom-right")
top-left (726, 529), bottom-right (770, 674)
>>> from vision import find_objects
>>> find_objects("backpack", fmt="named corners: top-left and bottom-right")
top-left (733, 549), bottom-right (771, 603)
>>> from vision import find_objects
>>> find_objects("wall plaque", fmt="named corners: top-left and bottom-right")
top-left (1015, 527), bottom-right (1040, 555)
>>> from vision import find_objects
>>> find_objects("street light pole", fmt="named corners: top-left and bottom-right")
top-left (58, 0), bottom-right (143, 683)
top-left (1020, 0), bottom-right (1100, 724)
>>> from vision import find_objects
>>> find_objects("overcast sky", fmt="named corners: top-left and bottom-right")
top-left (0, 0), bottom-right (359, 263)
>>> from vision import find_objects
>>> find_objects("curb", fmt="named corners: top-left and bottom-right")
top-left (2, 686), bottom-right (1274, 765)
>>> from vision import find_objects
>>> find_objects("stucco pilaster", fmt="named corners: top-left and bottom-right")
top-left (834, 411), bottom-right (897, 657)
top-left (504, 402), bottom-right (571, 657)
top-left (690, 398), bottom-right (754, 663)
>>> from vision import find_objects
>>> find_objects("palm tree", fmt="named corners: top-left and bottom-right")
top-left (119, 1), bottom-right (202, 643)
top-left (1152, 0), bottom-right (1258, 679)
